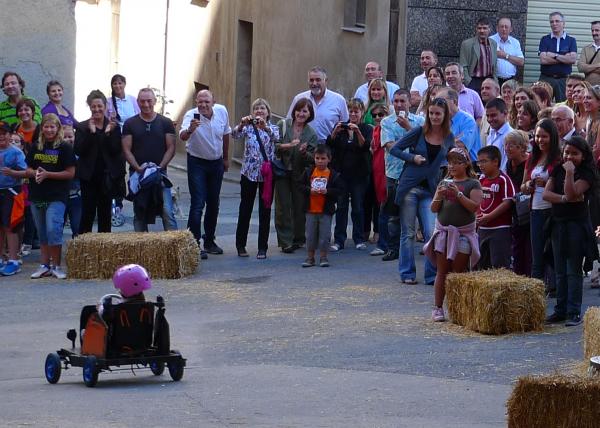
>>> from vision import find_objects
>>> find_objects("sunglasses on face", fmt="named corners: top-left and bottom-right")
top-left (372, 112), bottom-right (387, 118)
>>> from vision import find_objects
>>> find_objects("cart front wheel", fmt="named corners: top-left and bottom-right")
top-left (167, 352), bottom-right (184, 381)
top-left (83, 355), bottom-right (99, 387)
top-left (150, 361), bottom-right (165, 376)
top-left (45, 353), bottom-right (62, 384)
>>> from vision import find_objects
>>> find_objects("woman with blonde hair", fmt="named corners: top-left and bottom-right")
top-left (10, 114), bottom-right (76, 279)
top-left (572, 80), bottom-right (592, 134)
top-left (232, 98), bottom-right (279, 259)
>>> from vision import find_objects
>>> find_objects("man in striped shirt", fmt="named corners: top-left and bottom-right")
top-left (0, 72), bottom-right (41, 127)
top-left (459, 17), bottom-right (498, 96)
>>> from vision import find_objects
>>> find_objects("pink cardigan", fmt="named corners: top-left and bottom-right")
top-left (423, 219), bottom-right (480, 267)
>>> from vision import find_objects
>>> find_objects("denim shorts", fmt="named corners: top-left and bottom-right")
top-left (457, 235), bottom-right (471, 255)
top-left (30, 201), bottom-right (66, 246)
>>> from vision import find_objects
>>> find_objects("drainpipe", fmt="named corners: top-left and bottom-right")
top-left (387, 0), bottom-right (399, 83)
top-left (162, 0), bottom-right (170, 114)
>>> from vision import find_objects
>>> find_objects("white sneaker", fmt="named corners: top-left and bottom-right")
top-left (370, 247), bottom-right (385, 256)
top-left (31, 264), bottom-right (51, 279)
top-left (330, 243), bottom-right (341, 252)
top-left (51, 266), bottom-right (67, 280)
top-left (355, 243), bottom-right (367, 250)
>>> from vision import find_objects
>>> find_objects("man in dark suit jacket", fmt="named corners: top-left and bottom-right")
top-left (459, 17), bottom-right (498, 95)
top-left (551, 105), bottom-right (578, 146)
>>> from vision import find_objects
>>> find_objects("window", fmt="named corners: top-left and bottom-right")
top-left (342, 0), bottom-right (366, 33)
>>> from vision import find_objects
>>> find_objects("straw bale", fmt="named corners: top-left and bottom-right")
top-left (445, 269), bottom-right (545, 335)
top-left (65, 230), bottom-right (199, 279)
top-left (507, 374), bottom-right (600, 428)
top-left (584, 307), bottom-right (600, 360)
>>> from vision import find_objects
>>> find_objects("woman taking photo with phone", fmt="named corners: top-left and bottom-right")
top-left (390, 97), bottom-right (455, 285)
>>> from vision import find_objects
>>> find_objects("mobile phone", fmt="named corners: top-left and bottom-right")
top-left (193, 113), bottom-right (200, 120)
top-left (397, 111), bottom-right (406, 118)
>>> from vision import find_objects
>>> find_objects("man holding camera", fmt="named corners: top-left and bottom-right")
top-left (180, 90), bottom-right (231, 258)
top-left (379, 89), bottom-right (424, 261)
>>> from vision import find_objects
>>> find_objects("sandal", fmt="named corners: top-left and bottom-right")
top-left (237, 248), bottom-right (249, 257)
top-left (256, 250), bottom-right (267, 259)
top-left (402, 279), bottom-right (418, 285)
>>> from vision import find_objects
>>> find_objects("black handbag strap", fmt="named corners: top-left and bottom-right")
top-left (251, 124), bottom-right (269, 162)
top-left (589, 48), bottom-right (600, 65)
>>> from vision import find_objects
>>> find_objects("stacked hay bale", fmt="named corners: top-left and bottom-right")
top-left (66, 230), bottom-right (199, 279)
top-left (584, 307), bottom-right (600, 360)
top-left (507, 375), bottom-right (600, 427)
top-left (445, 269), bottom-right (545, 334)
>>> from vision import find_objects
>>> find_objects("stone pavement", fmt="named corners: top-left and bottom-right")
top-left (1, 153), bottom-right (597, 427)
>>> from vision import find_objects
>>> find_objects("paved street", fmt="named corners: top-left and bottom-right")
top-left (1, 153), bottom-right (597, 427)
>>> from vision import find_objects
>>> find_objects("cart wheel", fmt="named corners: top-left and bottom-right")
top-left (150, 361), bottom-right (165, 376)
top-left (167, 353), bottom-right (184, 382)
top-left (45, 353), bottom-right (62, 384)
top-left (83, 355), bottom-right (99, 387)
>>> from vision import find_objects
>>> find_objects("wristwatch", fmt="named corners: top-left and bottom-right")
top-left (505, 53), bottom-right (510, 60)
top-left (457, 191), bottom-right (464, 199)
top-left (554, 54), bottom-right (559, 60)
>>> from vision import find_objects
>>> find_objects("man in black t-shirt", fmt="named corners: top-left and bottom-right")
top-left (122, 88), bottom-right (177, 232)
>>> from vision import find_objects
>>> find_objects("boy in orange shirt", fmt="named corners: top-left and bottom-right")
top-left (299, 145), bottom-right (342, 267)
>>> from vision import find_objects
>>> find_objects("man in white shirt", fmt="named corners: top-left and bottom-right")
top-left (409, 50), bottom-right (438, 108)
top-left (490, 17), bottom-right (525, 87)
top-left (288, 66), bottom-right (348, 144)
top-left (577, 20), bottom-right (600, 86)
top-left (180, 90), bottom-right (231, 258)
top-left (485, 98), bottom-right (513, 170)
top-left (479, 78), bottom-right (501, 146)
top-left (353, 61), bottom-right (400, 105)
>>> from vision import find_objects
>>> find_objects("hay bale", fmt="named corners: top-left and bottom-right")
top-left (584, 307), bottom-right (600, 360)
top-left (65, 230), bottom-right (199, 279)
top-left (445, 269), bottom-right (545, 335)
top-left (507, 374), bottom-right (600, 428)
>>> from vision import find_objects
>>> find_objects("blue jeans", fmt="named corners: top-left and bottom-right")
top-left (186, 155), bottom-right (224, 244)
top-left (377, 209), bottom-right (389, 251)
top-left (30, 201), bottom-right (66, 246)
top-left (552, 220), bottom-right (585, 317)
top-left (133, 185), bottom-right (177, 232)
top-left (334, 176), bottom-right (367, 247)
top-left (399, 186), bottom-right (436, 283)
top-left (530, 208), bottom-right (554, 284)
top-left (65, 195), bottom-right (82, 239)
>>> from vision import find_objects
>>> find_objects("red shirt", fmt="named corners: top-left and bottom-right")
top-left (478, 171), bottom-right (515, 229)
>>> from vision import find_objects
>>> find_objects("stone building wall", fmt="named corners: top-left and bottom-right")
top-left (404, 0), bottom-right (529, 86)
top-left (0, 0), bottom-right (76, 108)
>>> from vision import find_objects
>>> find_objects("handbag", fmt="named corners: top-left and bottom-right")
top-left (251, 124), bottom-right (275, 206)
top-left (513, 192), bottom-right (531, 226)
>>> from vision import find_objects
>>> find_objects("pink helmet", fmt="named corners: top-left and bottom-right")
top-left (112, 264), bottom-right (152, 298)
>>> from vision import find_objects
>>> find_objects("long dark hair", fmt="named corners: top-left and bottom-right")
top-left (110, 74), bottom-right (126, 122)
top-left (423, 97), bottom-right (451, 137)
top-left (563, 136), bottom-right (600, 194)
top-left (527, 118), bottom-right (561, 171)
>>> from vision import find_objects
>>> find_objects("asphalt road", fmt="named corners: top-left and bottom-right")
top-left (1, 155), bottom-right (597, 427)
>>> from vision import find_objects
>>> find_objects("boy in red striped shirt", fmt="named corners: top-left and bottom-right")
top-left (476, 145), bottom-right (515, 269)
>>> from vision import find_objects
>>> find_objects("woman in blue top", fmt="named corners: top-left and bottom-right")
top-left (232, 98), bottom-right (279, 259)
top-left (41, 81), bottom-right (76, 127)
top-left (390, 97), bottom-right (454, 284)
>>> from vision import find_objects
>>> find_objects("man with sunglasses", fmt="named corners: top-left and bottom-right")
top-left (379, 89), bottom-right (425, 262)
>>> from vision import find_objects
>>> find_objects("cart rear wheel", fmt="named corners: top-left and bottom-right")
top-left (83, 355), bottom-right (99, 387)
top-left (45, 353), bottom-right (62, 384)
top-left (167, 351), bottom-right (184, 381)
top-left (150, 361), bottom-right (165, 376)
